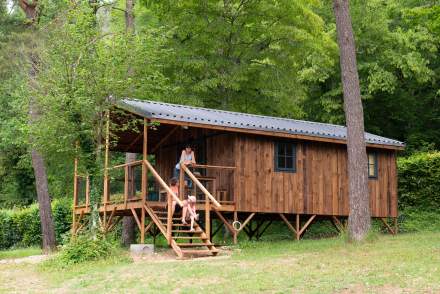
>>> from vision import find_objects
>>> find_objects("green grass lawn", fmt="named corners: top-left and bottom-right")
top-left (0, 246), bottom-right (41, 260)
top-left (1, 232), bottom-right (439, 293)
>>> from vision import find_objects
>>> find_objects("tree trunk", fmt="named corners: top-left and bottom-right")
top-left (30, 142), bottom-right (57, 252)
top-left (333, 0), bottom-right (370, 241)
top-left (19, 0), bottom-right (57, 252)
top-left (122, 152), bottom-right (137, 246)
top-left (125, 0), bottom-right (135, 33)
top-left (122, 0), bottom-right (136, 247)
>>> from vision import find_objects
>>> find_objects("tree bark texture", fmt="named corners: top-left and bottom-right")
top-left (333, 0), bottom-right (371, 241)
top-left (121, 0), bottom-right (137, 247)
top-left (20, 0), bottom-right (57, 252)
top-left (122, 152), bottom-right (137, 246)
top-left (125, 0), bottom-right (135, 33)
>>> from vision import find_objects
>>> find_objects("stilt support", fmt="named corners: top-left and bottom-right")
top-left (280, 214), bottom-right (316, 240)
top-left (380, 217), bottom-right (397, 235)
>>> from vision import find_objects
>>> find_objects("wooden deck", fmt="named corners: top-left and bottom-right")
top-left (73, 199), bottom-right (236, 215)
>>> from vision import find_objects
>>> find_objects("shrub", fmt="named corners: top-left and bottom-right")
top-left (0, 210), bottom-right (19, 248)
top-left (398, 208), bottom-right (440, 233)
top-left (398, 151), bottom-right (440, 211)
top-left (0, 199), bottom-right (72, 249)
top-left (58, 234), bottom-right (117, 264)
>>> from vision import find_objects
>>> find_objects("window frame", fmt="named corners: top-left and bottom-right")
top-left (368, 151), bottom-right (378, 179)
top-left (274, 141), bottom-right (297, 173)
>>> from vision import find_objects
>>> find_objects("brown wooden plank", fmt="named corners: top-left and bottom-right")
top-left (390, 151), bottom-right (398, 217)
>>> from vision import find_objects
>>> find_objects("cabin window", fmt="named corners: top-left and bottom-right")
top-left (275, 142), bottom-right (296, 172)
top-left (368, 152), bottom-right (378, 178)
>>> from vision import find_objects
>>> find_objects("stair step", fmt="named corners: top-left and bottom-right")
top-left (176, 243), bottom-right (208, 247)
top-left (173, 236), bottom-right (208, 240)
top-left (154, 211), bottom-right (168, 215)
top-left (168, 223), bottom-right (191, 227)
top-left (172, 230), bottom-right (202, 234)
top-left (181, 249), bottom-right (217, 255)
top-left (158, 217), bottom-right (181, 221)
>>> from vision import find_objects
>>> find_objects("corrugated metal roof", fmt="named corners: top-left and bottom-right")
top-left (117, 98), bottom-right (405, 148)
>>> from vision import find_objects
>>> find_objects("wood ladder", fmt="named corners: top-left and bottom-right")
top-left (143, 202), bottom-right (219, 258)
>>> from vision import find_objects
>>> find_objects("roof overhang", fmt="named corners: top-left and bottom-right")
top-left (115, 99), bottom-right (405, 151)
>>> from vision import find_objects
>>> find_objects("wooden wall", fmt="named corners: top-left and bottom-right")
top-left (154, 127), bottom-right (235, 201)
top-left (234, 134), bottom-right (398, 217)
top-left (206, 134), bottom-right (235, 202)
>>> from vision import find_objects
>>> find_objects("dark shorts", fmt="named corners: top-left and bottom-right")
top-left (174, 203), bottom-right (182, 215)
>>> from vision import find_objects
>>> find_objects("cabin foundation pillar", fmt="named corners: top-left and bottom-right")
top-left (233, 211), bottom-right (238, 244)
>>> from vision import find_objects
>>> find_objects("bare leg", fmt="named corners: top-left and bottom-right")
top-left (181, 200), bottom-right (188, 224)
top-left (190, 216), bottom-right (195, 231)
top-left (171, 201), bottom-right (176, 216)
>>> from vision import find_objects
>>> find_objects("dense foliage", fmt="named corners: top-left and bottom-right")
top-left (57, 234), bottom-right (118, 264)
top-left (0, 199), bottom-right (71, 249)
top-left (0, 1), bottom-right (439, 212)
top-left (398, 152), bottom-right (440, 211)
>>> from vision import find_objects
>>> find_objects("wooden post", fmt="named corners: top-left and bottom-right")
top-left (205, 178), bottom-right (215, 241)
top-left (233, 210), bottom-right (238, 244)
top-left (72, 141), bottom-right (79, 237)
top-left (103, 111), bottom-right (110, 230)
top-left (141, 118), bottom-right (148, 202)
top-left (85, 176), bottom-right (90, 208)
top-left (72, 213), bottom-right (77, 237)
top-left (141, 206), bottom-right (145, 243)
top-left (205, 198), bottom-right (211, 241)
top-left (73, 157), bottom-right (78, 207)
top-left (124, 165), bottom-right (129, 207)
top-left (167, 193), bottom-right (172, 244)
top-left (103, 111), bottom-right (110, 204)
top-left (296, 214), bottom-right (300, 241)
top-left (138, 123), bottom-right (147, 244)
top-left (179, 165), bottom-right (185, 201)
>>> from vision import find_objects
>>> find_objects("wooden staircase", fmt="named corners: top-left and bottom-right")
top-left (143, 203), bottom-right (219, 258)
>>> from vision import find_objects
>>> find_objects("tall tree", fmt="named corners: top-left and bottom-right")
top-left (149, 0), bottom-right (335, 116)
top-left (18, 0), bottom-right (56, 252)
top-left (122, 0), bottom-right (137, 246)
top-left (333, 0), bottom-right (370, 241)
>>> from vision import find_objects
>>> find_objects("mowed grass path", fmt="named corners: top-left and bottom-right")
top-left (1, 232), bottom-right (439, 293)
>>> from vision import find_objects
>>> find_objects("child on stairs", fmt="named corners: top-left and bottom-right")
top-left (182, 195), bottom-right (199, 232)
top-left (168, 177), bottom-right (179, 217)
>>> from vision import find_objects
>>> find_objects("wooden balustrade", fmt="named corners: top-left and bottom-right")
top-left (181, 164), bottom-right (221, 208)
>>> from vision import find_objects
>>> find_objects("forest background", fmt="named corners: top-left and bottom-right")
top-left (0, 0), bottom-right (438, 246)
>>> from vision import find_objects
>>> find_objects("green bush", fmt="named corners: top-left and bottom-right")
top-left (398, 152), bottom-right (440, 210)
top-left (0, 199), bottom-right (72, 249)
top-left (0, 210), bottom-right (19, 248)
top-left (398, 208), bottom-right (440, 233)
top-left (58, 234), bottom-right (117, 264)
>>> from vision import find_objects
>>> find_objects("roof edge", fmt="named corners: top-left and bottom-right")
top-left (114, 98), bottom-right (405, 150)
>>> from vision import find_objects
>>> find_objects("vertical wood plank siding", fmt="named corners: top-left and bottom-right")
top-left (234, 134), bottom-right (398, 217)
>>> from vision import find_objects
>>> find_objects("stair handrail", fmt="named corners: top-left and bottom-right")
top-left (181, 164), bottom-right (221, 208)
top-left (143, 160), bottom-right (183, 207)
top-left (109, 160), bottom-right (143, 170)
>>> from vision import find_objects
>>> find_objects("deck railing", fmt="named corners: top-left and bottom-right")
top-left (107, 160), bottom-right (143, 206)
top-left (181, 164), bottom-right (231, 238)
top-left (73, 174), bottom-right (90, 208)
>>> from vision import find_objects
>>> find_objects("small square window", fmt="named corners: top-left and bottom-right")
top-left (368, 152), bottom-right (378, 178)
top-left (275, 142), bottom-right (296, 172)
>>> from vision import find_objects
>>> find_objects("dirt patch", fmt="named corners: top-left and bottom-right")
top-left (0, 254), bottom-right (49, 265)
top-left (336, 284), bottom-right (418, 294)
top-left (0, 264), bottom-right (48, 293)
top-left (131, 247), bottom-right (233, 263)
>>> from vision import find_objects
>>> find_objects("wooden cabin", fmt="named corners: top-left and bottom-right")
top-left (72, 99), bottom-right (404, 258)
